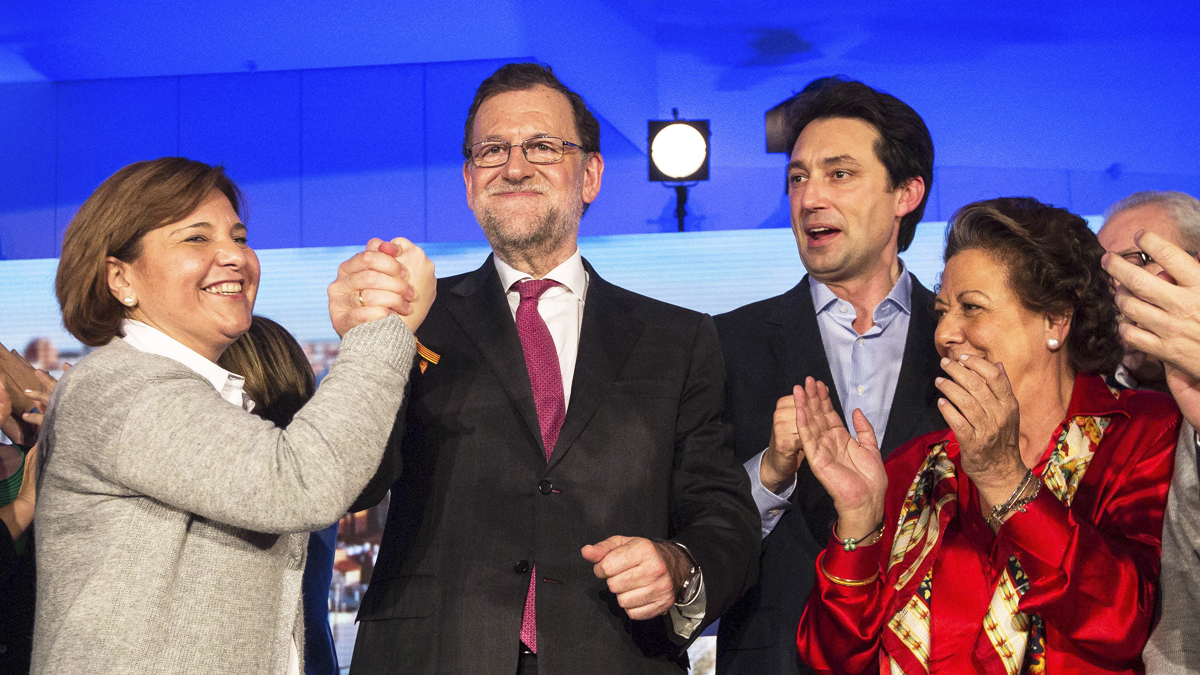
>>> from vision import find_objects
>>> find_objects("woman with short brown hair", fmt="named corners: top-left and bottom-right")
top-left (34, 157), bottom-right (435, 674)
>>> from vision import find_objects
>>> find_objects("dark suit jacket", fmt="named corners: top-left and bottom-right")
top-left (349, 257), bottom-right (759, 675)
top-left (714, 274), bottom-right (946, 675)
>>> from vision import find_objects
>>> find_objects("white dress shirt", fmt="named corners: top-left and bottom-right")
top-left (492, 251), bottom-right (707, 638)
top-left (120, 320), bottom-right (298, 675)
top-left (121, 320), bottom-right (254, 412)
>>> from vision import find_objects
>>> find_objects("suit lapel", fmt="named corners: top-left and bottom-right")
top-left (880, 277), bottom-right (941, 455)
top-left (443, 256), bottom-right (544, 456)
top-left (772, 276), bottom-right (845, 420)
top-left (548, 260), bottom-right (642, 471)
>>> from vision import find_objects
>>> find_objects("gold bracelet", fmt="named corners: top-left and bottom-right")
top-left (986, 473), bottom-right (1043, 529)
top-left (819, 556), bottom-right (880, 587)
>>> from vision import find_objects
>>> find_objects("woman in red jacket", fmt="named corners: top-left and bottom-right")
top-left (795, 197), bottom-right (1179, 674)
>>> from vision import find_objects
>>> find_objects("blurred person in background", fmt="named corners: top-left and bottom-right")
top-left (33, 156), bottom-right (435, 675)
top-left (796, 197), bottom-right (1178, 674)
top-left (218, 315), bottom-right (340, 675)
top-left (1105, 222), bottom-right (1200, 675)
top-left (1097, 191), bottom-right (1200, 391)
top-left (0, 365), bottom-right (52, 675)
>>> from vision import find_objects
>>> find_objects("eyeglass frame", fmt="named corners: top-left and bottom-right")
top-left (468, 136), bottom-right (584, 168)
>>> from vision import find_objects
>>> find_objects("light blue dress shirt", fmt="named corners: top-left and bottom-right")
top-left (747, 268), bottom-right (914, 538)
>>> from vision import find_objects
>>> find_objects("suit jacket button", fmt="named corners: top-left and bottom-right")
top-left (538, 480), bottom-right (554, 495)
top-left (514, 560), bottom-right (530, 574)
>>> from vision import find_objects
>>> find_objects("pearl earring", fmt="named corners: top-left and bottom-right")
top-left (1047, 338), bottom-right (1060, 350)
top-left (123, 297), bottom-right (136, 306)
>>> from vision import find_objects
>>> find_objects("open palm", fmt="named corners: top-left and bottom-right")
top-left (794, 378), bottom-right (888, 537)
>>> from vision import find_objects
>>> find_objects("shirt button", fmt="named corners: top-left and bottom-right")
top-left (514, 560), bottom-right (530, 574)
top-left (538, 480), bottom-right (554, 495)
top-left (839, 305), bottom-right (848, 313)
top-left (856, 385), bottom-right (865, 394)
top-left (769, 509), bottom-right (781, 517)
top-left (857, 337), bottom-right (865, 346)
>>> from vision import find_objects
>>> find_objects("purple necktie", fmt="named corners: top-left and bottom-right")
top-left (514, 279), bottom-right (565, 653)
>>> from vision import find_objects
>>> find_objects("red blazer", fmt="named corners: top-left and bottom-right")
top-left (797, 374), bottom-right (1179, 674)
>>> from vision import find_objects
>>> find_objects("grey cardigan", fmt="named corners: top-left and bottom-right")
top-left (1145, 422), bottom-right (1200, 675)
top-left (32, 316), bottom-right (415, 675)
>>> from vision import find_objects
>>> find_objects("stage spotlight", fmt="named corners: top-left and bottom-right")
top-left (649, 110), bottom-right (710, 231)
top-left (649, 115), bottom-right (709, 182)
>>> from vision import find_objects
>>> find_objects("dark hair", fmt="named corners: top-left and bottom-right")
top-left (944, 197), bottom-right (1123, 375)
top-left (217, 316), bottom-right (315, 428)
top-left (461, 62), bottom-right (601, 159)
top-left (56, 157), bottom-right (244, 347)
top-left (786, 80), bottom-right (934, 252)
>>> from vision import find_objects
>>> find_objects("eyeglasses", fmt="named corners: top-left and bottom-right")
top-left (469, 137), bottom-right (582, 168)
top-left (1119, 249), bottom-right (1199, 267)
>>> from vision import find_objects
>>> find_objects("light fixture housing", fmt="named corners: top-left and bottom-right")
top-left (648, 119), bottom-right (710, 182)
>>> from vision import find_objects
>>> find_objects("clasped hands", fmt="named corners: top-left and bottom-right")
top-left (328, 237), bottom-right (437, 337)
top-left (1104, 230), bottom-right (1200, 428)
top-left (778, 354), bottom-right (1025, 541)
top-left (581, 536), bottom-right (693, 620)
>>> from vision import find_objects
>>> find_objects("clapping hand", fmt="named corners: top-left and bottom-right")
top-left (328, 237), bottom-right (436, 337)
top-left (794, 377), bottom-right (887, 541)
top-left (760, 391), bottom-right (808, 493)
top-left (0, 368), bottom-right (57, 444)
top-left (1105, 231), bottom-right (1200, 428)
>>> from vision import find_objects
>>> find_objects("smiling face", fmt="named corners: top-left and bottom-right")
top-left (935, 248), bottom-right (1070, 392)
top-left (787, 117), bottom-right (923, 285)
top-left (462, 85), bottom-right (603, 272)
top-left (108, 191), bottom-right (260, 361)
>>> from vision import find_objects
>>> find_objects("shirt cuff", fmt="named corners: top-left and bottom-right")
top-left (745, 449), bottom-right (796, 539)
top-left (669, 572), bottom-right (707, 639)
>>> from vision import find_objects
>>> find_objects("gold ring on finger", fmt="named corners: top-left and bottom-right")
top-left (357, 290), bottom-right (364, 307)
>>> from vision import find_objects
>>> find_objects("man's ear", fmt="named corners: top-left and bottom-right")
top-left (106, 256), bottom-right (134, 304)
top-left (894, 175), bottom-right (925, 220)
top-left (581, 152), bottom-right (604, 205)
top-left (463, 161), bottom-right (476, 212)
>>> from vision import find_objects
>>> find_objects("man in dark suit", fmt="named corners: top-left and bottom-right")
top-left (715, 79), bottom-right (946, 675)
top-left (348, 62), bottom-right (759, 675)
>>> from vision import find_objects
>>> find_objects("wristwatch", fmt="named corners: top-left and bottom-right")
top-left (672, 542), bottom-right (702, 605)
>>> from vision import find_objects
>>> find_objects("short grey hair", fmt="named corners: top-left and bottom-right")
top-left (1105, 190), bottom-right (1200, 252)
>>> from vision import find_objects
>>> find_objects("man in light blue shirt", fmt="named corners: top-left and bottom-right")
top-left (715, 78), bottom-right (946, 675)
top-left (749, 269), bottom-right (913, 534)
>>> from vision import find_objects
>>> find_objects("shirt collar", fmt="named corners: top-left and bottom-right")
top-left (120, 319), bottom-right (252, 410)
top-left (1065, 372), bottom-right (1129, 420)
top-left (809, 262), bottom-right (913, 319)
top-left (494, 248), bottom-right (589, 299)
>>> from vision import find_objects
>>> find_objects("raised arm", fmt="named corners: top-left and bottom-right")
top-left (794, 376), bottom-right (892, 675)
top-left (63, 241), bottom-right (434, 534)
